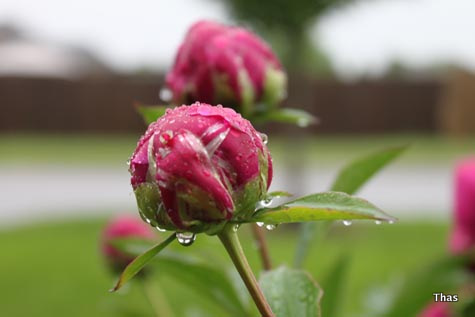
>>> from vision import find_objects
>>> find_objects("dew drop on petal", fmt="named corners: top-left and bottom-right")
top-left (342, 220), bottom-right (352, 226)
top-left (259, 133), bottom-right (268, 145)
top-left (176, 232), bottom-right (196, 246)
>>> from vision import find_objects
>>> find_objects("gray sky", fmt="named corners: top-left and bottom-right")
top-left (0, 0), bottom-right (474, 77)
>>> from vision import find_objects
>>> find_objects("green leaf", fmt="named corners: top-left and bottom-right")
top-left (252, 191), bottom-right (396, 224)
top-left (135, 104), bottom-right (170, 124)
top-left (320, 254), bottom-right (350, 317)
top-left (383, 256), bottom-right (468, 317)
top-left (155, 254), bottom-right (249, 317)
top-left (254, 108), bottom-right (317, 127)
top-left (331, 145), bottom-right (408, 194)
top-left (110, 233), bottom-right (175, 292)
top-left (260, 266), bottom-right (322, 317)
top-left (294, 145), bottom-right (406, 268)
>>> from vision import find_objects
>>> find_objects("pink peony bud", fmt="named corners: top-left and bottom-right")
top-left (101, 215), bottom-right (155, 271)
top-left (450, 159), bottom-right (475, 254)
top-left (166, 20), bottom-right (287, 118)
top-left (418, 302), bottom-right (452, 317)
top-left (129, 102), bottom-right (273, 234)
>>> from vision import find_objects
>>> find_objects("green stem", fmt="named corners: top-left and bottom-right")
top-left (218, 224), bottom-right (275, 317)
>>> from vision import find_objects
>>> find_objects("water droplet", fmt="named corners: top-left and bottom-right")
top-left (156, 226), bottom-right (166, 232)
top-left (159, 88), bottom-right (172, 102)
top-left (342, 220), bottom-right (352, 226)
top-left (233, 224), bottom-right (241, 232)
top-left (388, 220), bottom-right (395, 224)
top-left (262, 197), bottom-right (272, 206)
top-left (176, 232), bottom-right (196, 246)
top-left (374, 220), bottom-right (382, 225)
top-left (256, 222), bottom-right (264, 227)
top-left (254, 198), bottom-right (273, 211)
top-left (259, 133), bottom-right (268, 145)
top-left (265, 224), bottom-right (277, 231)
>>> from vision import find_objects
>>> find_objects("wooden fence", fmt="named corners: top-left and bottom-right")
top-left (0, 74), bottom-right (459, 134)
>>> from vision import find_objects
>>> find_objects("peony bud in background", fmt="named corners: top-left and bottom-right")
top-left (129, 102), bottom-right (272, 234)
top-left (166, 20), bottom-right (286, 118)
top-left (418, 302), bottom-right (452, 317)
top-left (101, 215), bottom-right (155, 272)
top-left (450, 159), bottom-right (475, 254)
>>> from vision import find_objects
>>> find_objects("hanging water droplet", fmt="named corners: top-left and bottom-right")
top-left (259, 133), bottom-right (268, 145)
top-left (233, 224), bottom-right (241, 232)
top-left (374, 220), bottom-right (382, 225)
top-left (155, 226), bottom-right (166, 232)
top-left (342, 220), bottom-right (352, 226)
top-left (256, 222), bottom-right (264, 227)
top-left (265, 224), bottom-right (277, 231)
top-left (176, 232), bottom-right (196, 246)
top-left (159, 88), bottom-right (172, 102)
top-left (388, 220), bottom-right (395, 224)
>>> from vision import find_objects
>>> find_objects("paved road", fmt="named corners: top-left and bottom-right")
top-left (0, 162), bottom-right (452, 227)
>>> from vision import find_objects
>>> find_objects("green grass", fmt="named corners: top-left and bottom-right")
top-left (1, 133), bottom-right (474, 166)
top-left (0, 218), bottom-right (449, 317)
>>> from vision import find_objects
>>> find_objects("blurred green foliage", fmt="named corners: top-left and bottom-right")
top-left (0, 219), bottom-right (449, 316)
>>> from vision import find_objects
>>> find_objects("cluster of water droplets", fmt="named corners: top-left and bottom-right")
top-left (253, 196), bottom-right (279, 231)
top-left (256, 222), bottom-right (277, 231)
top-left (340, 219), bottom-right (395, 226)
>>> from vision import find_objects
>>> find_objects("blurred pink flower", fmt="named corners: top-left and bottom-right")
top-left (101, 215), bottom-right (155, 271)
top-left (450, 159), bottom-right (475, 254)
top-left (129, 102), bottom-right (272, 232)
top-left (418, 302), bottom-right (451, 317)
top-left (166, 20), bottom-right (286, 117)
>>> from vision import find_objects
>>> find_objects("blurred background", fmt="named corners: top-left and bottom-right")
top-left (0, 0), bottom-right (474, 316)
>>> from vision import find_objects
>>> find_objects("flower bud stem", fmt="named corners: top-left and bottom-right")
top-left (218, 224), bottom-right (275, 317)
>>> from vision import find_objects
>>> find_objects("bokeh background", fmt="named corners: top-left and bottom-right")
top-left (1, 0), bottom-right (474, 316)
